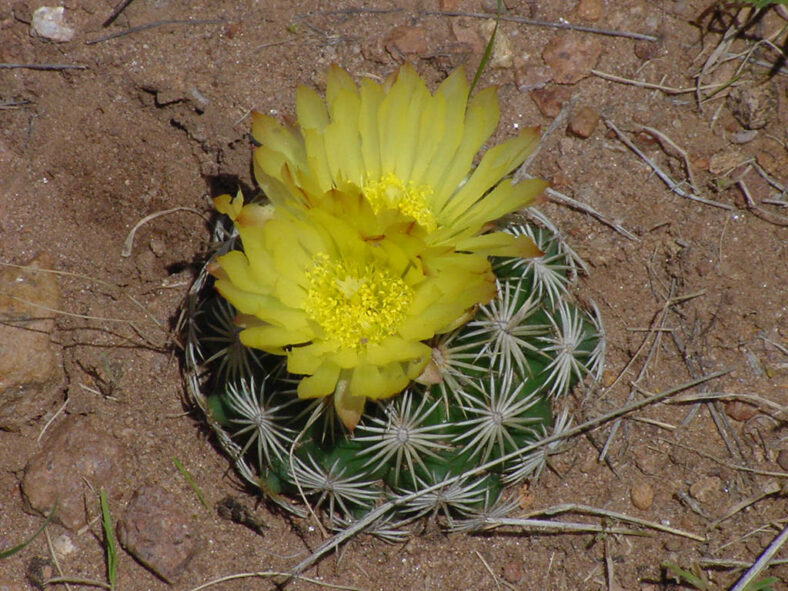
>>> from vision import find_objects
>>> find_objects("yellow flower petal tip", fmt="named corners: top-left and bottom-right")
top-left (211, 64), bottom-right (546, 422)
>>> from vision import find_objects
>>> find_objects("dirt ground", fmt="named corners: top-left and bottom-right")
top-left (1, 1), bottom-right (786, 590)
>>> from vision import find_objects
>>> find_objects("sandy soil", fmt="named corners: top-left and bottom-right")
top-left (1, 1), bottom-right (786, 590)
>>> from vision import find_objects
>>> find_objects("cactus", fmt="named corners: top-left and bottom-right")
top-left (182, 64), bottom-right (604, 536)
top-left (184, 211), bottom-right (603, 534)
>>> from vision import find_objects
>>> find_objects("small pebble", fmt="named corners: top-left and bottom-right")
top-left (514, 62), bottom-right (552, 92)
top-left (451, 20), bottom-right (484, 55)
top-left (634, 39), bottom-right (666, 61)
top-left (384, 26), bottom-right (427, 59)
top-left (727, 83), bottom-right (777, 130)
top-left (724, 400), bottom-right (758, 422)
top-left (568, 106), bottom-right (600, 139)
top-left (530, 85), bottom-right (572, 117)
top-left (630, 482), bottom-right (654, 510)
top-left (31, 6), bottom-right (75, 42)
top-left (730, 129), bottom-right (758, 144)
top-left (689, 476), bottom-right (722, 504)
top-left (776, 449), bottom-right (788, 472)
top-left (542, 34), bottom-right (602, 84)
top-left (481, 20), bottom-right (514, 68)
top-left (502, 558), bottom-right (524, 584)
top-left (708, 149), bottom-right (744, 175)
top-left (576, 0), bottom-right (602, 20)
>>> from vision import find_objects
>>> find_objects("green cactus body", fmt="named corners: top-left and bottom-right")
top-left (184, 212), bottom-right (604, 535)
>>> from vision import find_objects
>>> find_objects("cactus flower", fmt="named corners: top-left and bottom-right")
top-left (210, 65), bottom-right (548, 429)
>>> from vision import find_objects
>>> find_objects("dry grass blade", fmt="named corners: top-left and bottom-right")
top-left (424, 10), bottom-right (658, 41)
top-left (729, 524), bottom-right (788, 591)
top-left (710, 481), bottom-right (782, 529)
top-left (121, 206), bottom-right (206, 257)
top-left (591, 69), bottom-right (720, 94)
top-left (0, 262), bottom-right (170, 345)
top-left (473, 517), bottom-right (644, 536)
top-left (524, 503), bottom-right (705, 541)
top-left (186, 571), bottom-right (366, 591)
top-left (604, 118), bottom-right (733, 210)
top-left (0, 63), bottom-right (87, 70)
top-left (287, 369), bottom-right (731, 580)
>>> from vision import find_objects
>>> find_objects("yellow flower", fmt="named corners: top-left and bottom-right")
top-left (211, 190), bottom-right (497, 429)
top-left (251, 64), bottom-right (547, 258)
top-left (211, 65), bottom-right (547, 429)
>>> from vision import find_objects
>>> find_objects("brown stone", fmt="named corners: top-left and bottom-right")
top-left (502, 558), bottom-right (524, 583)
top-left (727, 83), bottom-right (778, 130)
top-left (630, 482), bottom-right (654, 510)
top-left (117, 485), bottom-right (200, 583)
top-left (568, 106), bottom-right (600, 138)
top-left (777, 449), bottom-right (788, 472)
top-left (576, 0), bottom-right (602, 20)
top-left (709, 149), bottom-right (744, 175)
top-left (0, 254), bottom-right (64, 431)
top-left (634, 39), bottom-right (666, 61)
top-left (689, 476), bottom-right (722, 504)
top-left (21, 416), bottom-right (125, 529)
top-left (385, 26), bottom-right (428, 60)
top-left (724, 400), bottom-right (758, 421)
top-left (530, 85), bottom-right (572, 118)
top-left (450, 20), bottom-right (485, 55)
top-left (515, 61), bottom-right (552, 92)
top-left (542, 34), bottom-right (602, 84)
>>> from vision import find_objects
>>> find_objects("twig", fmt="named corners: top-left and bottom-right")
top-left (45, 529), bottom-right (73, 591)
top-left (694, 6), bottom-right (751, 112)
top-left (517, 95), bottom-right (577, 175)
top-left (654, 439), bottom-right (788, 479)
top-left (186, 571), bottom-right (365, 591)
top-left (729, 524), bottom-right (788, 591)
top-left (723, 52), bottom-right (788, 76)
top-left (102, 0), bottom-right (136, 27)
top-left (524, 503), bottom-right (706, 541)
top-left (295, 8), bottom-right (403, 19)
top-left (37, 398), bottom-right (68, 442)
top-left (640, 126), bottom-right (699, 193)
top-left (604, 118), bottom-right (734, 210)
top-left (0, 262), bottom-right (171, 346)
top-left (473, 517), bottom-right (643, 537)
top-left (738, 179), bottom-right (788, 226)
top-left (121, 206), bottom-right (205, 257)
top-left (287, 369), bottom-right (731, 579)
top-left (0, 99), bottom-right (31, 108)
top-left (85, 19), bottom-right (225, 45)
top-left (669, 392), bottom-right (786, 417)
top-left (0, 63), bottom-right (87, 71)
top-left (44, 579), bottom-right (110, 590)
top-left (710, 481), bottom-right (782, 529)
top-left (600, 282), bottom-right (678, 462)
top-left (591, 70), bottom-right (719, 94)
top-left (475, 550), bottom-right (507, 591)
top-left (424, 11), bottom-right (659, 41)
top-left (544, 187), bottom-right (640, 241)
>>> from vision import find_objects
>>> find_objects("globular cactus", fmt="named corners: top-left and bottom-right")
top-left (183, 64), bottom-right (604, 536)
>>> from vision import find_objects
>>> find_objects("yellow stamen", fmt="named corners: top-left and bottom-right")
top-left (304, 252), bottom-right (413, 349)
top-left (362, 173), bottom-right (436, 231)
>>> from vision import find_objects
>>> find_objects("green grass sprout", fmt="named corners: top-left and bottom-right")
top-left (99, 489), bottom-right (117, 591)
top-left (173, 456), bottom-right (210, 510)
top-left (0, 500), bottom-right (58, 559)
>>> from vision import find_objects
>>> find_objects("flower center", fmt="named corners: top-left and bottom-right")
top-left (362, 173), bottom-right (436, 231)
top-left (304, 252), bottom-right (414, 349)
